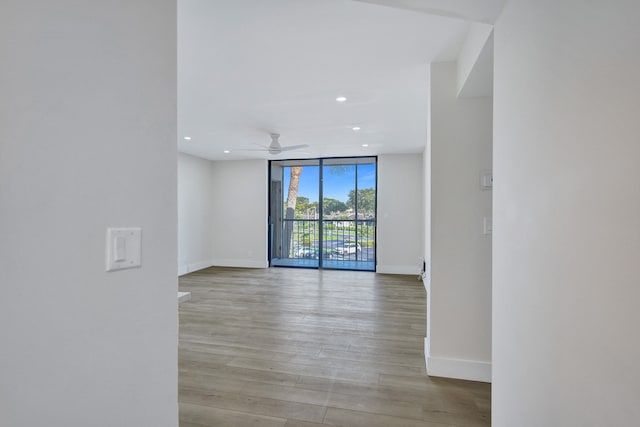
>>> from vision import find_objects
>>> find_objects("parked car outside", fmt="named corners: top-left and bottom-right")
top-left (296, 246), bottom-right (315, 258)
top-left (334, 242), bottom-right (361, 256)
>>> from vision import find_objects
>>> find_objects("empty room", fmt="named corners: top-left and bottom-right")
top-left (2, 1), bottom-right (639, 427)
top-left (177, 1), bottom-right (491, 424)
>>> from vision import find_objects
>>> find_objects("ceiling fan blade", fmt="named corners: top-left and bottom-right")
top-left (234, 143), bottom-right (271, 152)
top-left (234, 135), bottom-right (309, 154)
top-left (279, 144), bottom-right (310, 152)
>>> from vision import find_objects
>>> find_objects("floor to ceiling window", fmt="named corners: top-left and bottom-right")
top-left (269, 157), bottom-right (376, 271)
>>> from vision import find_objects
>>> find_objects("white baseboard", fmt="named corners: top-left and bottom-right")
top-left (210, 259), bottom-right (269, 269)
top-left (376, 264), bottom-right (421, 275)
top-left (424, 338), bottom-right (491, 383)
top-left (178, 259), bottom-right (216, 276)
top-left (179, 259), bottom-right (269, 275)
top-left (178, 291), bottom-right (191, 304)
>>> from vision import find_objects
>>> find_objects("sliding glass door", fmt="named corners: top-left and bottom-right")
top-left (269, 159), bottom-right (320, 268)
top-left (270, 157), bottom-right (376, 271)
top-left (321, 158), bottom-right (376, 270)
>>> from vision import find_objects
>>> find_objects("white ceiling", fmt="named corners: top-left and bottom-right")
top-left (178, 0), bottom-right (499, 161)
top-left (354, 0), bottom-right (506, 24)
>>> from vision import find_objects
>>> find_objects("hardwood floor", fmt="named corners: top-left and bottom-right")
top-left (179, 267), bottom-right (490, 427)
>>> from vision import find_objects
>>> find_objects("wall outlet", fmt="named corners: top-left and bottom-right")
top-left (480, 170), bottom-right (493, 189)
top-left (483, 217), bottom-right (492, 235)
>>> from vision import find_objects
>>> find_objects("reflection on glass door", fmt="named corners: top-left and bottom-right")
top-left (270, 157), bottom-right (376, 272)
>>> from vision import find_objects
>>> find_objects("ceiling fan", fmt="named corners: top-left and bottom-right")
top-left (238, 133), bottom-right (309, 155)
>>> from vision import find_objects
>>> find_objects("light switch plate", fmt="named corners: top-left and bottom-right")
top-left (106, 227), bottom-right (142, 272)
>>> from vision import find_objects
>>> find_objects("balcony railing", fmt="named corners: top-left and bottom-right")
top-left (274, 219), bottom-right (375, 268)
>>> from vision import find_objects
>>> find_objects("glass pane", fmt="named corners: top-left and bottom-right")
top-left (322, 163), bottom-right (355, 220)
top-left (356, 163), bottom-right (376, 220)
top-left (322, 163), bottom-right (355, 265)
top-left (270, 161), bottom-right (320, 268)
top-left (355, 162), bottom-right (376, 266)
top-left (270, 157), bottom-right (376, 271)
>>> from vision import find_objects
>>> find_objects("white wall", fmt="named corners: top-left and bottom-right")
top-left (178, 153), bottom-right (215, 275)
top-left (422, 104), bottom-right (432, 345)
top-left (493, 1), bottom-right (640, 425)
top-left (457, 22), bottom-right (494, 98)
top-left (0, 1), bottom-right (178, 426)
top-left (426, 61), bottom-right (493, 382)
top-left (177, 156), bottom-right (269, 272)
top-left (377, 154), bottom-right (424, 274)
top-left (210, 160), bottom-right (269, 268)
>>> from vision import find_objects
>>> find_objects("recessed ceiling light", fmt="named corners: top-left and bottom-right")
top-left (362, 144), bottom-right (369, 147)
top-left (352, 126), bottom-right (361, 131)
top-left (183, 136), bottom-right (192, 141)
top-left (336, 96), bottom-right (347, 102)
top-left (223, 150), bottom-right (230, 154)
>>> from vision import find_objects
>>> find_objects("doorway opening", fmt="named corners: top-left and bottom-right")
top-left (269, 157), bottom-right (377, 271)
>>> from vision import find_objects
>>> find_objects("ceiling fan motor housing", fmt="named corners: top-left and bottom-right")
top-left (269, 133), bottom-right (282, 154)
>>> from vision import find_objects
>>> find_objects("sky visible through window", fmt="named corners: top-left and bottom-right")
top-left (283, 163), bottom-right (376, 203)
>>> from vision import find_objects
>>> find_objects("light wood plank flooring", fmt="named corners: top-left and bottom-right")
top-left (179, 267), bottom-right (490, 427)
